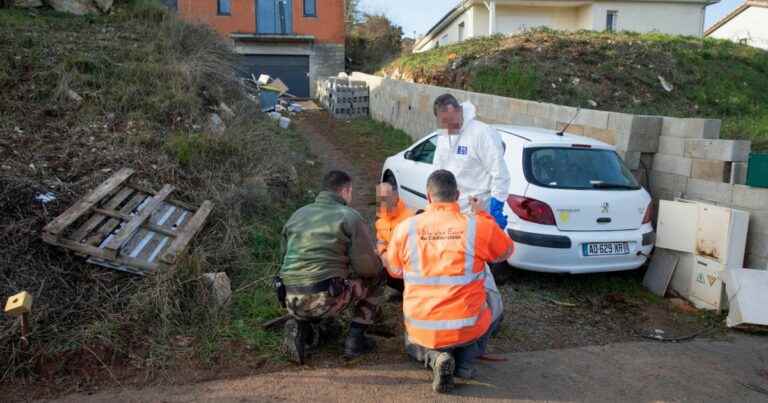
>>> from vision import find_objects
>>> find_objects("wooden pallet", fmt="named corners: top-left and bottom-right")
top-left (42, 168), bottom-right (214, 276)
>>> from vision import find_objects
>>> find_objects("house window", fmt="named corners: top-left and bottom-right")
top-left (304, 0), bottom-right (316, 17)
top-left (217, 0), bottom-right (231, 15)
top-left (258, 0), bottom-right (293, 34)
top-left (606, 10), bottom-right (618, 32)
top-left (458, 22), bottom-right (465, 42)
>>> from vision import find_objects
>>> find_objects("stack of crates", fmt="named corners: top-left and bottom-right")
top-left (320, 77), bottom-right (369, 120)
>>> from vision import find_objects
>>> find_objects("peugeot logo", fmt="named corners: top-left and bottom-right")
top-left (601, 202), bottom-right (610, 214)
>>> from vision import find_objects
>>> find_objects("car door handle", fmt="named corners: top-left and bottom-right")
top-left (597, 217), bottom-right (612, 224)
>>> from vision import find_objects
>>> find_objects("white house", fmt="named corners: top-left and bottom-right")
top-left (706, 1), bottom-right (768, 50)
top-left (414, 0), bottom-right (719, 52)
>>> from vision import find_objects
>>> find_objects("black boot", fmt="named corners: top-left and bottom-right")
top-left (282, 319), bottom-right (311, 365)
top-left (343, 323), bottom-right (376, 359)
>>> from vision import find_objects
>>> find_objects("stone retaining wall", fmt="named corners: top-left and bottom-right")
top-left (327, 72), bottom-right (767, 269)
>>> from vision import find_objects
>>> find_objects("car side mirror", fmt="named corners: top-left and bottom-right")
top-left (404, 150), bottom-right (413, 160)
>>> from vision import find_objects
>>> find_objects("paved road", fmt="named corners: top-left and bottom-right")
top-left (51, 333), bottom-right (768, 402)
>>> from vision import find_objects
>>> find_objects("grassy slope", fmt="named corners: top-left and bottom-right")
top-left (0, 3), bottom-right (315, 388)
top-left (381, 30), bottom-right (768, 150)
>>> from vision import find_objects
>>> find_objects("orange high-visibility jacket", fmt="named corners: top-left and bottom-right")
top-left (375, 199), bottom-right (414, 255)
top-left (386, 202), bottom-right (514, 349)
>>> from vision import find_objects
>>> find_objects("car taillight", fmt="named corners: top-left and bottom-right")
top-left (642, 201), bottom-right (654, 224)
top-left (507, 195), bottom-right (556, 225)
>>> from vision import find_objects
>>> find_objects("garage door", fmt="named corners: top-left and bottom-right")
top-left (239, 55), bottom-right (310, 98)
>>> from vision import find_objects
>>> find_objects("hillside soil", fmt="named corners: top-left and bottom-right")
top-left (382, 31), bottom-right (768, 150)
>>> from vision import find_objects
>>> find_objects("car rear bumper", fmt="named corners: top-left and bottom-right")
top-left (506, 224), bottom-right (655, 274)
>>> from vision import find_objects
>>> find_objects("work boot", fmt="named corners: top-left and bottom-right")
top-left (343, 324), bottom-right (377, 359)
top-left (428, 351), bottom-right (456, 394)
top-left (282, 319), bottom-right (310, 365)
top-left (454, 365), bottom-right (478, 380)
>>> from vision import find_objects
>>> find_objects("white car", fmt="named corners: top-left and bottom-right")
top-left (380, 125), bottom-right (655, 274)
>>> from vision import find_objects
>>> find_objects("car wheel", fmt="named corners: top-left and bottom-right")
top-left (490, 261), bottom-right (514, 285)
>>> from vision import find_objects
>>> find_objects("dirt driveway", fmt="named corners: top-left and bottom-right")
top-left (52, 334), bottom-right (768, 402)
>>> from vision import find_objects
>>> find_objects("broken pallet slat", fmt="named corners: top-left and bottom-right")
top-left (92, 208), bottom-right (178, 238)
top-left (127, 183), bottom-right (197, 212)
top-left (43, 168), bottom-right (135, 236)
top-left (85, 192), bottom-right (148, 247)
top-left (69, 187), bottom-right (135, 243)
top-left (104, 185), bottom-right (175, 257)
top-left (42, 234), bottom-right (159, 273)
top-left (161, 201), bottom-right (214, 265)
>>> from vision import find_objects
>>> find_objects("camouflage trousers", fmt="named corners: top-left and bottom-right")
top-left (285, 277), bottom-right (384, 326)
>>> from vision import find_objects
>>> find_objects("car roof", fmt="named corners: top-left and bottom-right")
top-left (493, 124), bottom-right (615, 149)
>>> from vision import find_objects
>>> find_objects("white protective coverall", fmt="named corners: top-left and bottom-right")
top-left (434, 101), bottom-right (510, 323)
top-left (434, 102), bottom-right (511, 214)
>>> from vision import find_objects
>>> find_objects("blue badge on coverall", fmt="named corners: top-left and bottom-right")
top-left (457, 146), bottom-right (468, 155)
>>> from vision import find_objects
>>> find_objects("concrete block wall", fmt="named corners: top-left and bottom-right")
top-left (334, 72), bottom-right (767, 269)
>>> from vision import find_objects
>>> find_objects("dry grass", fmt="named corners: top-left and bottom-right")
top-left (0, 2), bottom-right (313, 391)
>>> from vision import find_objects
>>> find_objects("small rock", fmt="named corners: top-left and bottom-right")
top-left (207, 113), bottom-right (226, 135)
top-left (218, 102), bottom-right (236, 120)
top-left (658, 75), bottom-right (674, 92)
top-left (571, 77), bottom-right (580, 85)
top-left (588, 100), bottom-right (598, 107)
top-left (67, 88), bottom-right (83, 104)
top-left (202, 273), bottom-right (232, 308)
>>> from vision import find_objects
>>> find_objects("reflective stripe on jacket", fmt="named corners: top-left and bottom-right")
top-left (386, 202), bottom-right (514, 349)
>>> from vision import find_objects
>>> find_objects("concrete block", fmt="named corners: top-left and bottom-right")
top-left (554, 105), bottom-right (580, 125)
top-left (533, 116), bottom-right (557, 130)
top-left (639, 153), bottom-right (654, 171)
top-left (583, 126), bottom-right (617, 145)
top-left (731, 162), bottom-right (748, 185)
top-left (746, 230), bottom-right (768, 262)
top-left (574, 108), bottom-right (610, 130)
top-left (747, 210), bottom-right (768, 235)
top-left (684, 139), bottom-right (751, 162)
top-left (527, 101), bottom-right (553, 119)
top-left (508, 98), bottom-right (529, 115)
top-left (732, 185), bottom-right (768, 210)
top-left (621, 116), bottom-right (662, 153)
top-left (619, 151), bottom-right (642, 170)
top-left (507, 114), bottom-right (536, 127)
top-left (652, 154), bottom-right (693, 177)
top-left (659, 136), bottom-right (685, 156)
top-left (684, 178), bottom-right (734, 205)
top-left (661, 117), bottom-right (721, 139)
top-left (691, 159), bottom-right (731, 183)
top-left (649, 170), bottom-right (688, 198)
top-left (608, 112), bottom-right (635, 134)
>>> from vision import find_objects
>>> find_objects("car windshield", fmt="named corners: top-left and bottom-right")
top-left (525, 147), bottom-right (640, 190)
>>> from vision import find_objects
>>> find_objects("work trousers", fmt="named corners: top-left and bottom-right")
top-left (285, 277), bottom-right (384, 326)
top-left (405, 317), bottom-right (502, 372)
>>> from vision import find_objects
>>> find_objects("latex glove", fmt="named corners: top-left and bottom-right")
top-left (489, 198), bottom-right (508, 230)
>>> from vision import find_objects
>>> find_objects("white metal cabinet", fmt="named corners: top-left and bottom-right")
top-left (656, 200), bottom-right (697, 253)
top-left (689, 256), bottom-right (728, 311)
top-left (696, 204), bottom-right (749, 269)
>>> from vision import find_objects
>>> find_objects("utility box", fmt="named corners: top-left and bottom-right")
top-left (746, 153), bottom-right (768, 188)
top-left (689, 256), bottom-right (728, 311)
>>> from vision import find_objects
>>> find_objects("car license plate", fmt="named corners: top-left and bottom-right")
top-left (582, 242), bottom-right (630, 257)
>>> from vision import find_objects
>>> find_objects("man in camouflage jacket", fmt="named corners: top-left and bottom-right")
top-left (278, 170), bottom-right (384, 363)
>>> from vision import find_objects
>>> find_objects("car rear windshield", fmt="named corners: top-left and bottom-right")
top-left (524, 147), bottom-right (641, 190)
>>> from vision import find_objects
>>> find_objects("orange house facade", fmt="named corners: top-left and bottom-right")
top-left (167, 0), bottom-right (346, 98)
